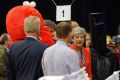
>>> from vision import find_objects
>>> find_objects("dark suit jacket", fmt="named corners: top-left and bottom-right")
top-left (7, 37), bottom-right (49, 80)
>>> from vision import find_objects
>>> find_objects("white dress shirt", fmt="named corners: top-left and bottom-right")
top-left (42, 40), bottom-right (80, 76)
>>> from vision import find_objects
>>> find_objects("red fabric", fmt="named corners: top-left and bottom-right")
top-left (40, 26), bottom-right (54, 46)
top-left (6, 5), bottom-right (53, 46)
top-left (70, 44), bottom-right (92, 80)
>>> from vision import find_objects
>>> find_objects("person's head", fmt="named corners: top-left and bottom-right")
top-left (72, 27), bottom-right (86, 48)
top-left (56, 22), bottom-right (72, 43)
top-left (44, 19), bottom-right (57, 42)
top-left (0, 33), bottom-right (13, 48)
top-left (44, 19), bottom-right (56, 33)
top-left (86, 33), bottom-right (91, 48)
top-left (24, 16), bottom-right (40, 39)
top-left (71, 20), bottom-right (80, 29)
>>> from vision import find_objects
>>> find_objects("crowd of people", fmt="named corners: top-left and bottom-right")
top-left (0, 1), bottom-right (120, 80)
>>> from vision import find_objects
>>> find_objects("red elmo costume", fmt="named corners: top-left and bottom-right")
top-left (6, 5), bottom-right (54, 46)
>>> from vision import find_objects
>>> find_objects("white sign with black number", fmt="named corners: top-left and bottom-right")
top-left (56, 5), bottom-right (71, 21)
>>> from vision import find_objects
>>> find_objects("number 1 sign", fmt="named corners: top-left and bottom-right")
top-left (56, 5), bottom-right (71, 21)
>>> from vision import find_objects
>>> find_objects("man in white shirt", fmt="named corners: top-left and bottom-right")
top-left (42, 22), bottom-right (80, 76)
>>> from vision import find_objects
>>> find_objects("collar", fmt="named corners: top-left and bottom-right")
top-left (56, 40), bottom-right (68, 46)
top-left (70, 44), bottom-right (84, 53)
top-left (26, 36), bottom-right (38, 40)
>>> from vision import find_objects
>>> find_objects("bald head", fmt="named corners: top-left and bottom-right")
top-left (71, 21), bottom-right (80, 29)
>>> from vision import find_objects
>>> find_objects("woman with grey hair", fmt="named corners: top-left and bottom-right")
top-left (69, 27), bottom-right (92, 80)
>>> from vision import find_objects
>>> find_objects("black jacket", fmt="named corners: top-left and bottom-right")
top-left (91, 48), bottom-right (119, 80)
top-left (7, 37), bottom-right (48, 80)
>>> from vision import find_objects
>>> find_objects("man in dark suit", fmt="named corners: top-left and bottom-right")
top-left (7, 16), bottom-right (48, 80)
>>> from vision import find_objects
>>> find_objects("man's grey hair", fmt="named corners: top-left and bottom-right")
top-left (24, 16), bottom-right (40, 33)
top-left (72, 27), bottom-right (86, 36)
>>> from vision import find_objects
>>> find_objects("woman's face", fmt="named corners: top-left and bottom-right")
top-left (73, 32), bottom-right (85, 48)
top-left (86, 34), bottom-right (91, 48)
